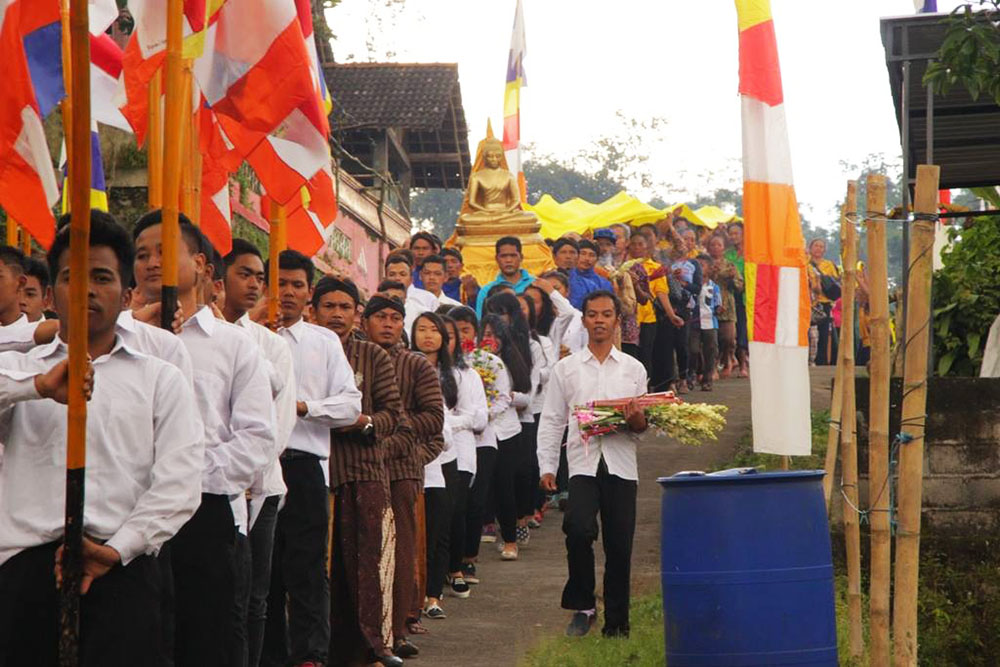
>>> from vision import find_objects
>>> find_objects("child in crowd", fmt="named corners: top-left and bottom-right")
top-left (693, 255), bottom-right (722, 391)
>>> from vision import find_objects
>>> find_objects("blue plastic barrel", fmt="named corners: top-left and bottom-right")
top-left (658, 468), bottom-right (837, 666)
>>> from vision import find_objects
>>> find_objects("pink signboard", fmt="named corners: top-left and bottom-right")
top-left (312, 210), bottom-right (383, 297)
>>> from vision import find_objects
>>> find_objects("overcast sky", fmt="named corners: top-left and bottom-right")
top-left (326, 0), bottom-right (967, 228)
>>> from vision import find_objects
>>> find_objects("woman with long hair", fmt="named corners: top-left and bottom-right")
top-left (439, 315), bottom-right (488, 601)
top-left (517, 293), bottom-right (554, 530)
top-left (477, 312), bottom-right (527, 561)
top-left (484, 293), bottom-right (541, 548)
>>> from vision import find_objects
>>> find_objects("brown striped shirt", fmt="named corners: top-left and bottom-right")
top-left (384, 344), bottom-right (445, 482)
top-left (328, 337), bottom-right (407, 488)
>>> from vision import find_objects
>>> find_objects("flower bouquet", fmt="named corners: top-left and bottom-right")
top-left (573, 392), bottom-right (728, 446)
top-left (464, 338), bottom-right (503, 406)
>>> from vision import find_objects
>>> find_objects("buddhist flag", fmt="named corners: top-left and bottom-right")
top-left (502, 0), bottom-right (527, 203)
top-left (735, 0), bottom-right (811, 456)
top-left (60, 123), bottom-right (108, 214)
top-left (0, 0), bottom-right (59, 248)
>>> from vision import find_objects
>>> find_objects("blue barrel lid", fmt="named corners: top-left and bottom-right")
top-left (657, 468), bottom-right (825, 486)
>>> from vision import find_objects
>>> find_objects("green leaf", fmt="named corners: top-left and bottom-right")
top-left (968, 332), bottom-right (982, 358)
top-left (938, 351), bottom-right (957, 376)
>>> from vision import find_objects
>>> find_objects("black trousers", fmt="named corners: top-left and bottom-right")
top-left (172, 492), bottom-right (237, 666)
top-left (561, 459), bottom-right (637, 633)
top-left (638, 322), bottom-right (657, 387)
top-left (0, 542), bottom-right (163, 666)
top-left (516, 418), bottom-right (540, 519)
top-left (262, 453), bottom-right (330, 666)
top-left (449, 470), bottom-right (473, 573)
top-left (654, 317), bottom-right (687, 389)
top-left (494, 433), bottom-right (522, 543)
top-left (248, 495), bottom-right (279, 667)
top-left (464, 446), bottom-right (497, 559)
top-left (688, 328), bottom-right (719, 383)
top-left (425, 461), bottom-right (459, 599)
top-left (230, 531), bottom-right (251, 667)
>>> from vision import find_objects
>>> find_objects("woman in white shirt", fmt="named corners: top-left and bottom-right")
top-left (477, 310), bottom-right (530, 561)
top-left (440, 315), bottom-right (488, 601)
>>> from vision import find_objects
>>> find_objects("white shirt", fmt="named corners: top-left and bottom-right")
top-left (278, 318), bottom-right (362, 463)
top-left (438, 293), bottom-right (462, 308)
top-left (516, 338), bottom-right (545, 423)
top-left (117, 310), bottom-right (194, 386)
top-left (530, 335), bottom-right (556, 414)
top-left (0, 337), bottom-right (203, 567)
top-left (235, 313), bottom-right (296, 502)
top-left (424, 418), bottom-right (453, 489)
top-left (0, 315), bottom-right (42, 353)
top-left (450, 366), bottom-right (488, 475)
top-left (537, 345), bottom-right (648, 481)
top-left (403, 284), bottom-right (441, 335)
top-left (179, 306), bottom-right (274, 497)
top-left (548, 290), bottom-right (587, 353)
top-left (470, 351), bottom-right (516, 449)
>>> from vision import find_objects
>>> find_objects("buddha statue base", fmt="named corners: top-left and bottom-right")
top-left (453, 217), bottom-right (544, 248)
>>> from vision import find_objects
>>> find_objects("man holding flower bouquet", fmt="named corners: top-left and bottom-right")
top-left (537, 290), bottom-right (648, 640)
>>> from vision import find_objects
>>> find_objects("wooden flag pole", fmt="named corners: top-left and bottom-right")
top-left (892, 165), bottom-right (940, 667)
top-left (161, 0), bottom-right (185, 329)
top-left (148, 71), bottom-right (163, 209)
top-left (179, 60), bottom-right (195, 221)
top-left (866, 173), bottom-right (891, 667)
top-left (190, 109), bottom-right (202, 226)
top-left (6, 221), bottom-right (18, 247)
top-left (840, 181), bottom-right (864, 659)
top-left (60, 0), bottom-right (74, 198)
top-left (822, 359), bottom-right (844, 511)
top-left (61, 0), bottom-right (92, 663)
top-left (20, 228), bottom-right (31, 256)
top-left (267, 202), bottom-right (286, 326)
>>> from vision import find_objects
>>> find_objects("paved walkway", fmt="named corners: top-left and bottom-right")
top-left (414, 367), bottom-right (836, 666)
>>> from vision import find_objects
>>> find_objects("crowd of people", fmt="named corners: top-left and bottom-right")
top-left (0, 206), bottom-right (847, 666)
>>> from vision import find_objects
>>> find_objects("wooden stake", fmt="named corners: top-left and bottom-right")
top-left (823, 359), bottom-right (844, 511)
top-left (160, 0), bottom-right (184, 329)
top-left (892, 165), bottom-right (940, 667)
top-left (267, 201), bottom-right (286, 326)
top-left (148, 71), bottom-right (163, 209)
top-left (839, 181), bottom-right (864, 660)
top-left (62, 0), bottom-right (92, 662)
top-left (866, 173), bottom-right (891, 667)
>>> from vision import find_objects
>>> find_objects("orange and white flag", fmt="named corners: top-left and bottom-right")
top-left (735, 0), bottom-right (811, 455)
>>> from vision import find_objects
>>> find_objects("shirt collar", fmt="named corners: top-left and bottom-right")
top-left (185, 305), bottom-right (217, 336)
top-left (116, 309), bottom-right (137, 332)
top-left (236, 312), bottom-right (251, 328)
top-left (282, 317), bottom-right (307, 341)
top-left (3, 313), bottom-right (28, 329)
top-left (37, 333), bottom-right (139, 362)
top-left (579, 344), bottom-right (622, 365)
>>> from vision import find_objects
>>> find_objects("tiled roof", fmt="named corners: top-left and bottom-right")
top-left (325, 63), bottom-right (461, 131)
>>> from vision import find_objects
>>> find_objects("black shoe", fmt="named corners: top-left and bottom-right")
top-left (602, 625), bottom-right (630, 639)
top-left (376, 655), bottom-right (405, 667)
top-left (566, 612), bottom-right (595, 637)
top-left (393, 638), bottom-right (420, 659)
top-left (461, 562), bottom-right (480, 585)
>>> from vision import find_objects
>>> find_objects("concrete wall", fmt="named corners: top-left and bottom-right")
top-left (849, 377), bottom-right (1000, 534)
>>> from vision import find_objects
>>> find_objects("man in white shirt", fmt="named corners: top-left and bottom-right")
top-left (0, 211), bottom-right (203, 665)
top-left (538, 289), bottom-right (648, 640)
top-left (133, 212), bottom-right (275, 664)
top-left (419, 254), bottom-right (462, 308)
top-left (262, 249), bottom-right (362, 667)
top-left (20, 256), bottom-right (51, 322)
top-left (385, 253), bottom-right (439, 335)
top-left (221, 238), bottom-right (298, 667)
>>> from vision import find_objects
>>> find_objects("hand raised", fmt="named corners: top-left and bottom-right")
top-left (35, 359), bottom-right (94, 404)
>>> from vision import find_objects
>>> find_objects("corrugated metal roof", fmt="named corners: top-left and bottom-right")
top-left (881, 14), bottom-right (1000, 190)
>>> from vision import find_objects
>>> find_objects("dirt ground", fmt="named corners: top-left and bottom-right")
top-left (414, 367), bottom-right (836, 666)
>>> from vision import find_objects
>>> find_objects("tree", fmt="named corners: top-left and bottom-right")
top-left (925, 2), bottom-right (1000, 106)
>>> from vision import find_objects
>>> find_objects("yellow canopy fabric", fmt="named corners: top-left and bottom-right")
top-left (526, 192), bottom-right (735, 239)
top-left (694, 205), bottom-right (743, 227)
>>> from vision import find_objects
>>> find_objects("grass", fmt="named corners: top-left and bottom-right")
top-left (521, 594), bottom-right (666, 667)
top-left (710, 409), bottom-right (831, 473)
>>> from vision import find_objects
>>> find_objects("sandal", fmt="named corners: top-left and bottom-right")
top-left (407, 619), bottom-right (429, 635)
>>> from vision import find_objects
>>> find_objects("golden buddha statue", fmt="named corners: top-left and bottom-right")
top-left (454, 125), bottom-right (541, 246)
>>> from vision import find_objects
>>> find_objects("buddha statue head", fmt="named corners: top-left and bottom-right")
top-left (481, 138), bottom-right (505, 170)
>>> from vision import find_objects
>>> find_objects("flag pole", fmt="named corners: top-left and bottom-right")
top-left (5, 221), bottom-right (17, 247)
top-left (866, 173), bottom-right (891, 667)
top-left (148, 71), bottom-right (163, 209)
top-left (190, 107), bottom-right (202, 226)
top-left (179, 60), bottom-right (195, 221)
top-left (839, 180), bottom-right (863, 660)
top-left (62, 0), bottom-right (92, 662)
top-left (161, 0), bottom-right (185, 329)
top-left (20, 228), bottom-right (31, 256)
top-left (267, 201), bottom-right (286, 326)
top-left (60, 0), bottom-right (74, 198)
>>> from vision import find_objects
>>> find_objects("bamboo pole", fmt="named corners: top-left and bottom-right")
top-left (823, 360), bottom-right (844, 511)
top-left (189, 107), bottom-right (202, 226)
top-left (20, 228), bottom-right (31, 256)
top-left (148, 71), bottom-right (163, 209)
top-left (839, 181), bottom-right (864, 660)
top-left (267, 201), bottom-right (286, 326)
top-left (892, 165), bottom-right (940, 667)
top-left (62, 0), bottom-right (92, 662)
top-left (179, 60), bottom-right (195, 221)
top-left (6, 221), bottom-right (17, 247)
top-left (160, 0), bottom-right (184, 329)
top-left (60, 0), bottom-right (74, 203)
top-left (866, 173), bottom-right (891, 667)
